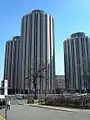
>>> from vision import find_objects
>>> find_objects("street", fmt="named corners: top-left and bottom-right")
top-left (0, 104), bottom-right (90, 120)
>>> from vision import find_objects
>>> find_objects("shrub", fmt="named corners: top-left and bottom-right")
top-left (27, 99), bottom-right (34, 104)
top-left (44, 95), bottom-right (90, 109)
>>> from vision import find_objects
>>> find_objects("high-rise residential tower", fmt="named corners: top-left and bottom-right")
top-left (64, 32), bottom-right (90, 91)
top-left (19, 10), bottom-right (55, 93)
top-left (3, 36), bottom-right (20, 93)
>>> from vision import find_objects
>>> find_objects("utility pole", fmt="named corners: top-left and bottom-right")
top-left (4, 79), bottom-right (8, 120)
top-left (5, 96), bottom-right (7, 120)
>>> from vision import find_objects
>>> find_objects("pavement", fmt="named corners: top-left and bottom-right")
top-left (10, 99), bottom-right (90, 114)
top-left (0, 104), bottom-right (90, 120)
top-left (0, 99), bottom-right (90, 120)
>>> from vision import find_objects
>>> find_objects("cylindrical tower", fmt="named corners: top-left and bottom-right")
top-left (64, 32), bottom-right (90, 91)
top-left (3, 36), bottom-right (20, 93)
top-left (19, 10), bottom-right (55, 93)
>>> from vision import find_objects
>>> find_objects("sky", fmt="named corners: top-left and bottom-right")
top-left (0, 0), bottom-right (90, 81)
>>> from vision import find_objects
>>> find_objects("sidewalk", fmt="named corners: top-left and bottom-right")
top-left (29, 104), bottom-right (90, 113)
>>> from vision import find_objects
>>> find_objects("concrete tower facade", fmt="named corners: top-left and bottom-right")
top-left (19, 10), bottom-right (55, 93)
top-left (3, 36), bottom-right (20, 93)
top-left (64, 32), bottom-right (90, 91)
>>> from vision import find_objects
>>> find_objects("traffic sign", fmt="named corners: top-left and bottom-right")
top-left (4, 80), bottom-right (8, 95)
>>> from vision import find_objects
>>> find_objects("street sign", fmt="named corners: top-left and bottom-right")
top-left (4, 80), bottom-right (8, 95)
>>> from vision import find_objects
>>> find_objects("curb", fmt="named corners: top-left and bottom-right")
top-left (29, 104), bottom-right (76, 113)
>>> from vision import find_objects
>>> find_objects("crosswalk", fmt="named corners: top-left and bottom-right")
top-left (0, 114), bottom-right (5, 120)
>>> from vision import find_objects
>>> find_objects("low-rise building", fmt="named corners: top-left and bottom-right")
top-left (55, 75), bottom-right (65, 90)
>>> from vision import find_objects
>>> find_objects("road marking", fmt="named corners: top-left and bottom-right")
top-left (0, 114), bottom-right (5, 120)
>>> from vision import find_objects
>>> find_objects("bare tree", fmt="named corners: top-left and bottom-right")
top-left (81, 61), bottom-right (90, 92)
top-left (25, 59), bottom-right (48, 100)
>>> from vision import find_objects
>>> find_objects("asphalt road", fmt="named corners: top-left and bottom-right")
top-left (0, 104), bottom-right (90, 120)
